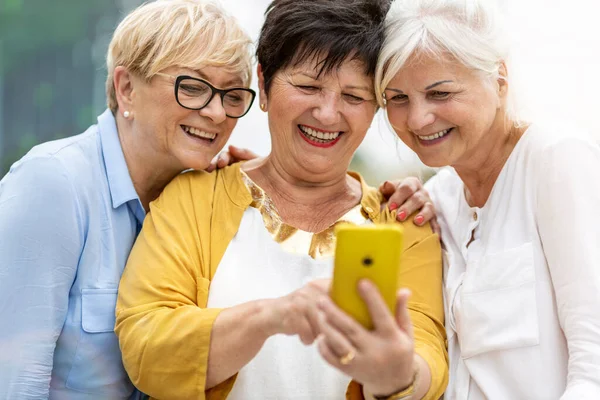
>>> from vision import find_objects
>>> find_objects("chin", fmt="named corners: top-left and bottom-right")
top-left (179, 155), bottom-right (213, 171)
top-left (416, 154), bottom-right (451, 169)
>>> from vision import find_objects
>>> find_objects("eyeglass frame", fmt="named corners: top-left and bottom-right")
top-left (155, 73), bottom-right (256, 119)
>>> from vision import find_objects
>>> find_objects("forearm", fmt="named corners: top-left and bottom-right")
top-left (206, 299), bottom-right (276, 389)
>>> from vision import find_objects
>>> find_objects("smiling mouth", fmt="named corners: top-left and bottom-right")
top-left (182, 125), bottom-right (217, 142)
top-left (415, 127), bottom-right (453, 144)
top-left (298, 124), bottom-right (343, 145)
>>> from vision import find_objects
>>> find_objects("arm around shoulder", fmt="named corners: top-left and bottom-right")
top-left (115, 172), bottom-right (224, 400)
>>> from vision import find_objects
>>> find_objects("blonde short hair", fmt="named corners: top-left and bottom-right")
top-left (106, 0), bottom-right (253, 114)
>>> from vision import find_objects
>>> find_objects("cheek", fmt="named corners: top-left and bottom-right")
top-left (386, 107), bottom-right (407, 131)
top-left (222, 119), bottom-right (238, 137)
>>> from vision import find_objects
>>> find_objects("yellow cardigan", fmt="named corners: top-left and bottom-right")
top-left (115, 163), bottom-right (448, 400)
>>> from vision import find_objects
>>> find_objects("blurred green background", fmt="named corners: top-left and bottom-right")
top-left (0, 0), bottom-right (145, 174)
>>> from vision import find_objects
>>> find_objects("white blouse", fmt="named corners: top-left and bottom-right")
top-left (426, 124), bottom-right (600, 399)
top-left (206, 172), bottom-right (373, 399)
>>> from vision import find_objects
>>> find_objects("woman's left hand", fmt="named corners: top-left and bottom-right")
top-left (379, 178), bottom-right (440, 236)
top-left (317, 280), bottom-right (415, 396)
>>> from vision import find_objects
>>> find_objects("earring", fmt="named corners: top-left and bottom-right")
top-left (260, 103), bottom-right (266, 111)
top-left (123, 110), bottom-right (131, 119)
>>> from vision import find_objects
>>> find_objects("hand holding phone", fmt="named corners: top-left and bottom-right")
top-left (330, 224), bottom-right (403, 330)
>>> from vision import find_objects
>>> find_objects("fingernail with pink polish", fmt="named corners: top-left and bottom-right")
top-left (415, 215), bottom-right (425, 225)
top-left (398, 210), bottom-right (407, 221)
top-left (389, 202), bottom-right (398, 211)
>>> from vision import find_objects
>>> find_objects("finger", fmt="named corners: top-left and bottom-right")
top-left (395, 288), bottom-right (414, 341)
top-left (378, 180), bottom-right (397, 198)
top-left (412, 201), bottom-right (436, 226)
top-left (205, 156), bottom-right (219, 172)
top-left (318, 311), bottom-right (356, 360)
top-left (228, 145), bottom-right (259, 161)
top-left (317, 335), bottom-right (353, 373)
top-left (297, 317), bottom-right (318, 345)
top-left (317, 296), bottom-right (367, 350)
top-left (216, 152), bottom-right (231, 168)
top-left (430, 217), bottom-right (442, 237)
top-left (358, 279), bottom-right (396, 334)
top-left (387, 183), bottom-right (422, 218)
top-left (387, 181), bottom-right (418, 205)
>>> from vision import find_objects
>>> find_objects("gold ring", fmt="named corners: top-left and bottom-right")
top-left (339, 350), bottom-right (356, 365)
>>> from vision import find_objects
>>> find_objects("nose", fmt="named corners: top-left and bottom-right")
top-left (312, 91), bottom-right (341, 127)
top-left (199, 94), bottom-right (227, 124)
top-left (407, 99), bottom-right (435, 133)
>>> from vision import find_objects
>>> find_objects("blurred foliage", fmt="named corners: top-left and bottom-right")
top-left (0, 0), bottom-right (114, 75)
top-left (0, 0), bottom-right (124, 173)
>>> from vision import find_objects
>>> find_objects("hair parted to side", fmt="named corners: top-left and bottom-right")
top-left (106, 0), bottom-right (253, 114)
top-left (257, 0), bottom-right (392, 95)
top-left (376, 0), bottom-right (516, 113)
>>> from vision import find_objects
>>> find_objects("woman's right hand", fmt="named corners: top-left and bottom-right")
top-left (267, 279), bottom-right (331, 345)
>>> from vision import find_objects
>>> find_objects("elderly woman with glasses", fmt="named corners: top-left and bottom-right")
top-left (0, 1), bottom-right (255, 398)
top-left (115, 0), bottom-right (449, 399)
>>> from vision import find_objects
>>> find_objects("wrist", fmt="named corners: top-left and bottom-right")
top-left (255, 298), bottom-right (282, 338)
top-left (367, 362), bottom-right (419, 400)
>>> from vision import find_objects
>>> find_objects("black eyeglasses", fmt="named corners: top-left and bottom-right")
top-left (156, 73), bottom-right (256, 118)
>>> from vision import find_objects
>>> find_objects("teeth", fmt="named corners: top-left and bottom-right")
top-left (183, 125), bottom-right (216, 140)
top-left (299, 125), bottom-right (341, 142)
top-left (419, 128), bottom-right (451, 141)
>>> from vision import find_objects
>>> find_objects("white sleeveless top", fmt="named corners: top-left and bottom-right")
top-left (207, 172), bottom-right (371, 399)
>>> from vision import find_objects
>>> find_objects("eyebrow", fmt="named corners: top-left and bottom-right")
top-left (425, 80), bottom-right (453, 90)
top-left (192, 70), bottom-right (244, 87)
top-left (346, 85), bottom-right (372, 92)
top-left (297, 73), bottom-right (371, 92)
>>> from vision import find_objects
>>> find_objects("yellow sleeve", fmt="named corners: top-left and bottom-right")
top-left (397, 211), bottom-right (448, 400)
top-left (404, 231), bottom-right (448, 399)
top-left (115, 172), bottom-right (223, 400)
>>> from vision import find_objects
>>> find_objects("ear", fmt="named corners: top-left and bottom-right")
top-left (113, 66), bottom-right (136, 114)
top-left (497, 61), bottom-right (509, 98)
top-left (257, 64), bottom-right (268, 109)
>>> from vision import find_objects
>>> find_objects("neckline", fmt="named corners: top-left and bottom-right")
top-left (460, 124), bottom-right (534, 212)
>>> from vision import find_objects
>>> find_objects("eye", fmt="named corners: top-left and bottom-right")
top-left (386, 93), bottom-right (408, 105)
top-left (343, 93), bottom-right (365, 104)
top-left (179, 84), bottom-right (209, 95)
top-left (224, 93), bottom-right (243, 105)
top-left (430, 91), bottom-right (451, 100)
top-left (296, 85), bottom-right (320, 93)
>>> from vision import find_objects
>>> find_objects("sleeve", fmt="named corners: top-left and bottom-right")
top-left (535, 137), bottom-right (600, 399)
top-left (115, 175), bottom-right (224, 400)
top-left (400, 221), bottom-right (448, 400)
top-left (0, 156), bottom-right (82, 398)
top-left (347, 212), bottom-right (448, 400)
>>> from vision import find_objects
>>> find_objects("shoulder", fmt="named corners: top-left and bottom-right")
top-left (520, 123), bottom-right (599, 164)
top-left (152, 163), bottom-right (249, 213)
top-left (3, 126), bottom-right (101, 191)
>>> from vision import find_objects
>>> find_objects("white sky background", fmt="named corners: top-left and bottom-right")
top-left (221, 0), bottom-right (600, 182)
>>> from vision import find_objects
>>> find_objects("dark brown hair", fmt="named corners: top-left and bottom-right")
top-left (257, 0), bottom-right (391, 94)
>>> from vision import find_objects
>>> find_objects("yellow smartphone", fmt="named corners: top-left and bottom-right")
top-left (331, 223), bottom-right (403, 330)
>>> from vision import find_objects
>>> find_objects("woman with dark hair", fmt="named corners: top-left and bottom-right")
top-left (115, 1), bottom-right (448, 399)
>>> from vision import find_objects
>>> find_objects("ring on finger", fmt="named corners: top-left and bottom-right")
top-left (339, 349), bottom-right (356, 365)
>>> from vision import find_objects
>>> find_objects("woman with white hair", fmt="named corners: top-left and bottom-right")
top-left (376, 0), bottom-right (600, 398)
